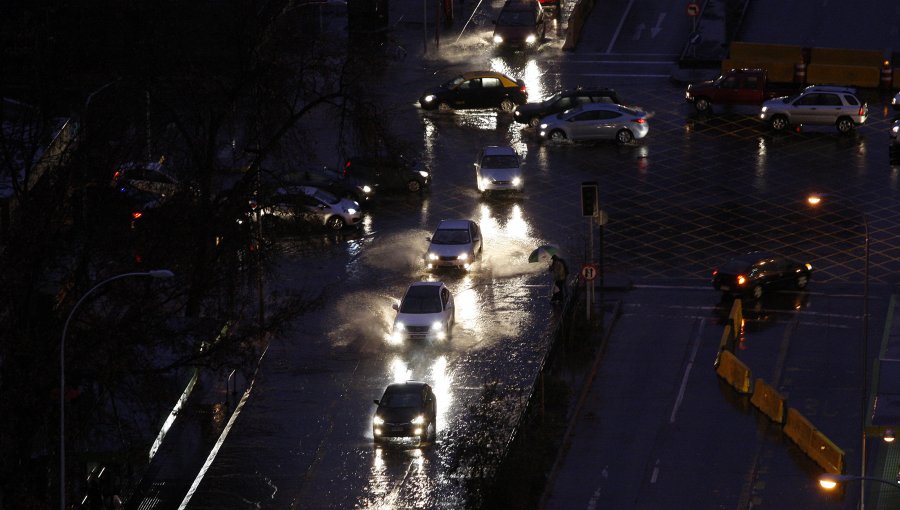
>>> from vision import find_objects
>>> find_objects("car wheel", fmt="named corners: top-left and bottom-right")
top-left (550, 129), bottom-right (567, 141)
top-left (796, 274), bottom-right (809, 289)
top-left (836, 117), bottom-right (854, 134)
top-left (694, 97), bottom-right (711, 113)
top-left (528, 116), bottom-right (541, 128)
top-left (770, 115), bottom-right (789, 131)
top-left (326, 216), bottom-right (344, 230)
top-left (406, 180), bottom-right (422, 193)
top-left (616, 129), bottom-right (634, 145)
top-left (438, 102), bottom-right (452, 113)
top-left (500, 98), bottom-right (516, 113)
top-left (752, 285), bottom-right (764, 300)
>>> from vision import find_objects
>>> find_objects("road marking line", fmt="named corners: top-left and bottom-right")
top-left (670, 318), bottom-right (704, 423)
top-left (650, 458), bottom-right (660, 483)
top-left (178, 343), bottom-right (269, 509)
top-left (606, 0), bottom-right (635, 54)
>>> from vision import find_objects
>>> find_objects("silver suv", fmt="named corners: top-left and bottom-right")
top-left (759, 85), bottom-right (867, 134)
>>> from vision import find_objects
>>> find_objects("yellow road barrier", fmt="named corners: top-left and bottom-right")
top-left (807, 63), bottom-right (880, 88)
top-left (750, 379), bottom-right (785, 423)
top-left (783, 408), bottom-right (844, 474)
top-left (810, 47), bottom-right (883, 67)
top-left (715, 350), bottom-right (751, 394)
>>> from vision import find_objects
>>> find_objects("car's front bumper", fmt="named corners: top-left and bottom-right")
top-left (374, 423), bottom-right (425, 439)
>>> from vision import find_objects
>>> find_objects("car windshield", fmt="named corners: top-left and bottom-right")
top-left (432, 228), bottom-right (471, 245)
top-left (497, 10), bottom-right (534, 26)
top-left (381, 390), bottom-right (423, 408)
top-left (480, 155), bottom-right (519, 168)
top-left (542, 93), bottom-right (562, 106)
top-left (311, 188), bottom-right (339, 204)
top-left (445, 76), bottom-right (465, 88)
top-left (399, 286), bottom-right (443, 313)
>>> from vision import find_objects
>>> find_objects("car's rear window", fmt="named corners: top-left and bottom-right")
top-left (843, 94), bottom-right (860, 106)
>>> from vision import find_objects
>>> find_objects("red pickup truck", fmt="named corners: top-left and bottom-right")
top-left (685, 68), bottom-right (798, 113)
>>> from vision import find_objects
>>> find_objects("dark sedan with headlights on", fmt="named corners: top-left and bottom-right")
top-left (712, 251), bottom-right (812, 300)
top-left (372, 381), bottom-right (437, 446)
top-left (419, 71), bottom-right (527, 113)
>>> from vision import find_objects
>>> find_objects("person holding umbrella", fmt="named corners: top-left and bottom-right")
top-left (549, 254), bottom-right (569, 303)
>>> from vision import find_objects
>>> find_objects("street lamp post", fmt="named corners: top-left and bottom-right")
top-left (807, 194), bottom-right (869, 509)
top-left (59, 269), bottom-right (174, 510)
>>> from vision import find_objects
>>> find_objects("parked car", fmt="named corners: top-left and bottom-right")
top-left (372, 381), bottom-right (437, 445)
top-left (513, 87), bottom-right (620, 127)
top-left (475, 145), bottom-right (523, 194)
top-left (684, 68), bottom-right (798, 113)
top-left (419, 71), bottom-right (528, 113)
top-left (390, 281), bottom-right (455, 342)
top-left (425, 219), bottom-right (483, 271)
top-left (111, 158), bottom-right (181, 199)
top-left (263, 166), bottom-right (374, 204)
top-left (257, 185), bottom-right (361, 231)
top-left (759, 85), bottom-right (867, 133)
top-left (538, 103), bottom-right (649, 144)
top-left (492, 0), bottom-right (546, 50)
top-left (343, 154), bottom-right (431, 194)
top-left (712, 251), bottom-right (812, 300)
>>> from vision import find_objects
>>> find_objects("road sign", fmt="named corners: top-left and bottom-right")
top-left (581, 263), bottom-right (599, 281)
top-left (687, 2), bottom-right (700, 16)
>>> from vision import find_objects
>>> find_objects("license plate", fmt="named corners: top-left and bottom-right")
top-left (391, 426), bottom-right (404, 432)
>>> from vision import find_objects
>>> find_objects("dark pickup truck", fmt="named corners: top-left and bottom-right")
top-left (685, 68), bottom-right (798, 113)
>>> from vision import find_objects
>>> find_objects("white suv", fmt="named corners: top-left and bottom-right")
top-left (759, 85), bottom-right (867, 133)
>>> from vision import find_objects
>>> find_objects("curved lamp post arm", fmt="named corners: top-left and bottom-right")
top-left (60, 269), bottom-right (173, 510)
top-left (820, 473), bottom-right (900, 491)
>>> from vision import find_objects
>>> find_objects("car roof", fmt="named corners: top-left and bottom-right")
top-left (803, 85), bottom-right (858, 94)
top-left (408, 280), bottom-right (444, 287)
top-left (460, 70), bottom-right (518, 85)
top-left (501, 0), bottom-right (540, 10)
top-left (437, 219), bottom-right (474, 230)
top-left (561, 87), bottom-right (617, 95)
top-left (481, 145), bottom-right (517, 156)
top-left (384, 381), bottom-right (430, 393)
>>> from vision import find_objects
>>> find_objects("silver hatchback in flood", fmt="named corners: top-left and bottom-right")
top-left (538, 103), bottom-right (649, 144)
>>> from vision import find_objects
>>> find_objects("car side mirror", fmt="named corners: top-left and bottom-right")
top-left (392, 303), bottom-right (399, 311)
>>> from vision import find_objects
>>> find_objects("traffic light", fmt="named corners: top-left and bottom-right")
top-left (581, 182), bottom-right (598, 217)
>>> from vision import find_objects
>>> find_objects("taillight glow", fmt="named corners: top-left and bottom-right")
top-left (132, 212), bottom-right (143, 220)
top-left (858, 107), bottom-right (865, 116)
top-left (737, 275), bottom-right (747, 286)
top-left (634, 118), bottom-right (646, 124)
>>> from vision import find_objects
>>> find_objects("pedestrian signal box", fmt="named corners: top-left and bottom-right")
top-left (581, 182), bottom-right (598, 217)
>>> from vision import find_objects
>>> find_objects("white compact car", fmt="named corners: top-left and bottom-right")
top-left (391, 281), bottom-right (455, 342)
top-left (425, 219), bottom-right (483, 271)
top-left (260, 185), bottom-right (361, 230)
top-left (475, 145), bottom-right (523, 193)
top-left (538, 103), bottom-right (649, 144)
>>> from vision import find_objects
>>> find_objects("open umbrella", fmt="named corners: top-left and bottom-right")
top-left (528, 245), bottom-right (559, 263)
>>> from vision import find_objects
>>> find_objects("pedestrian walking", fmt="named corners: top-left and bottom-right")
top-left (549, 254), bottom-right (569, 302)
